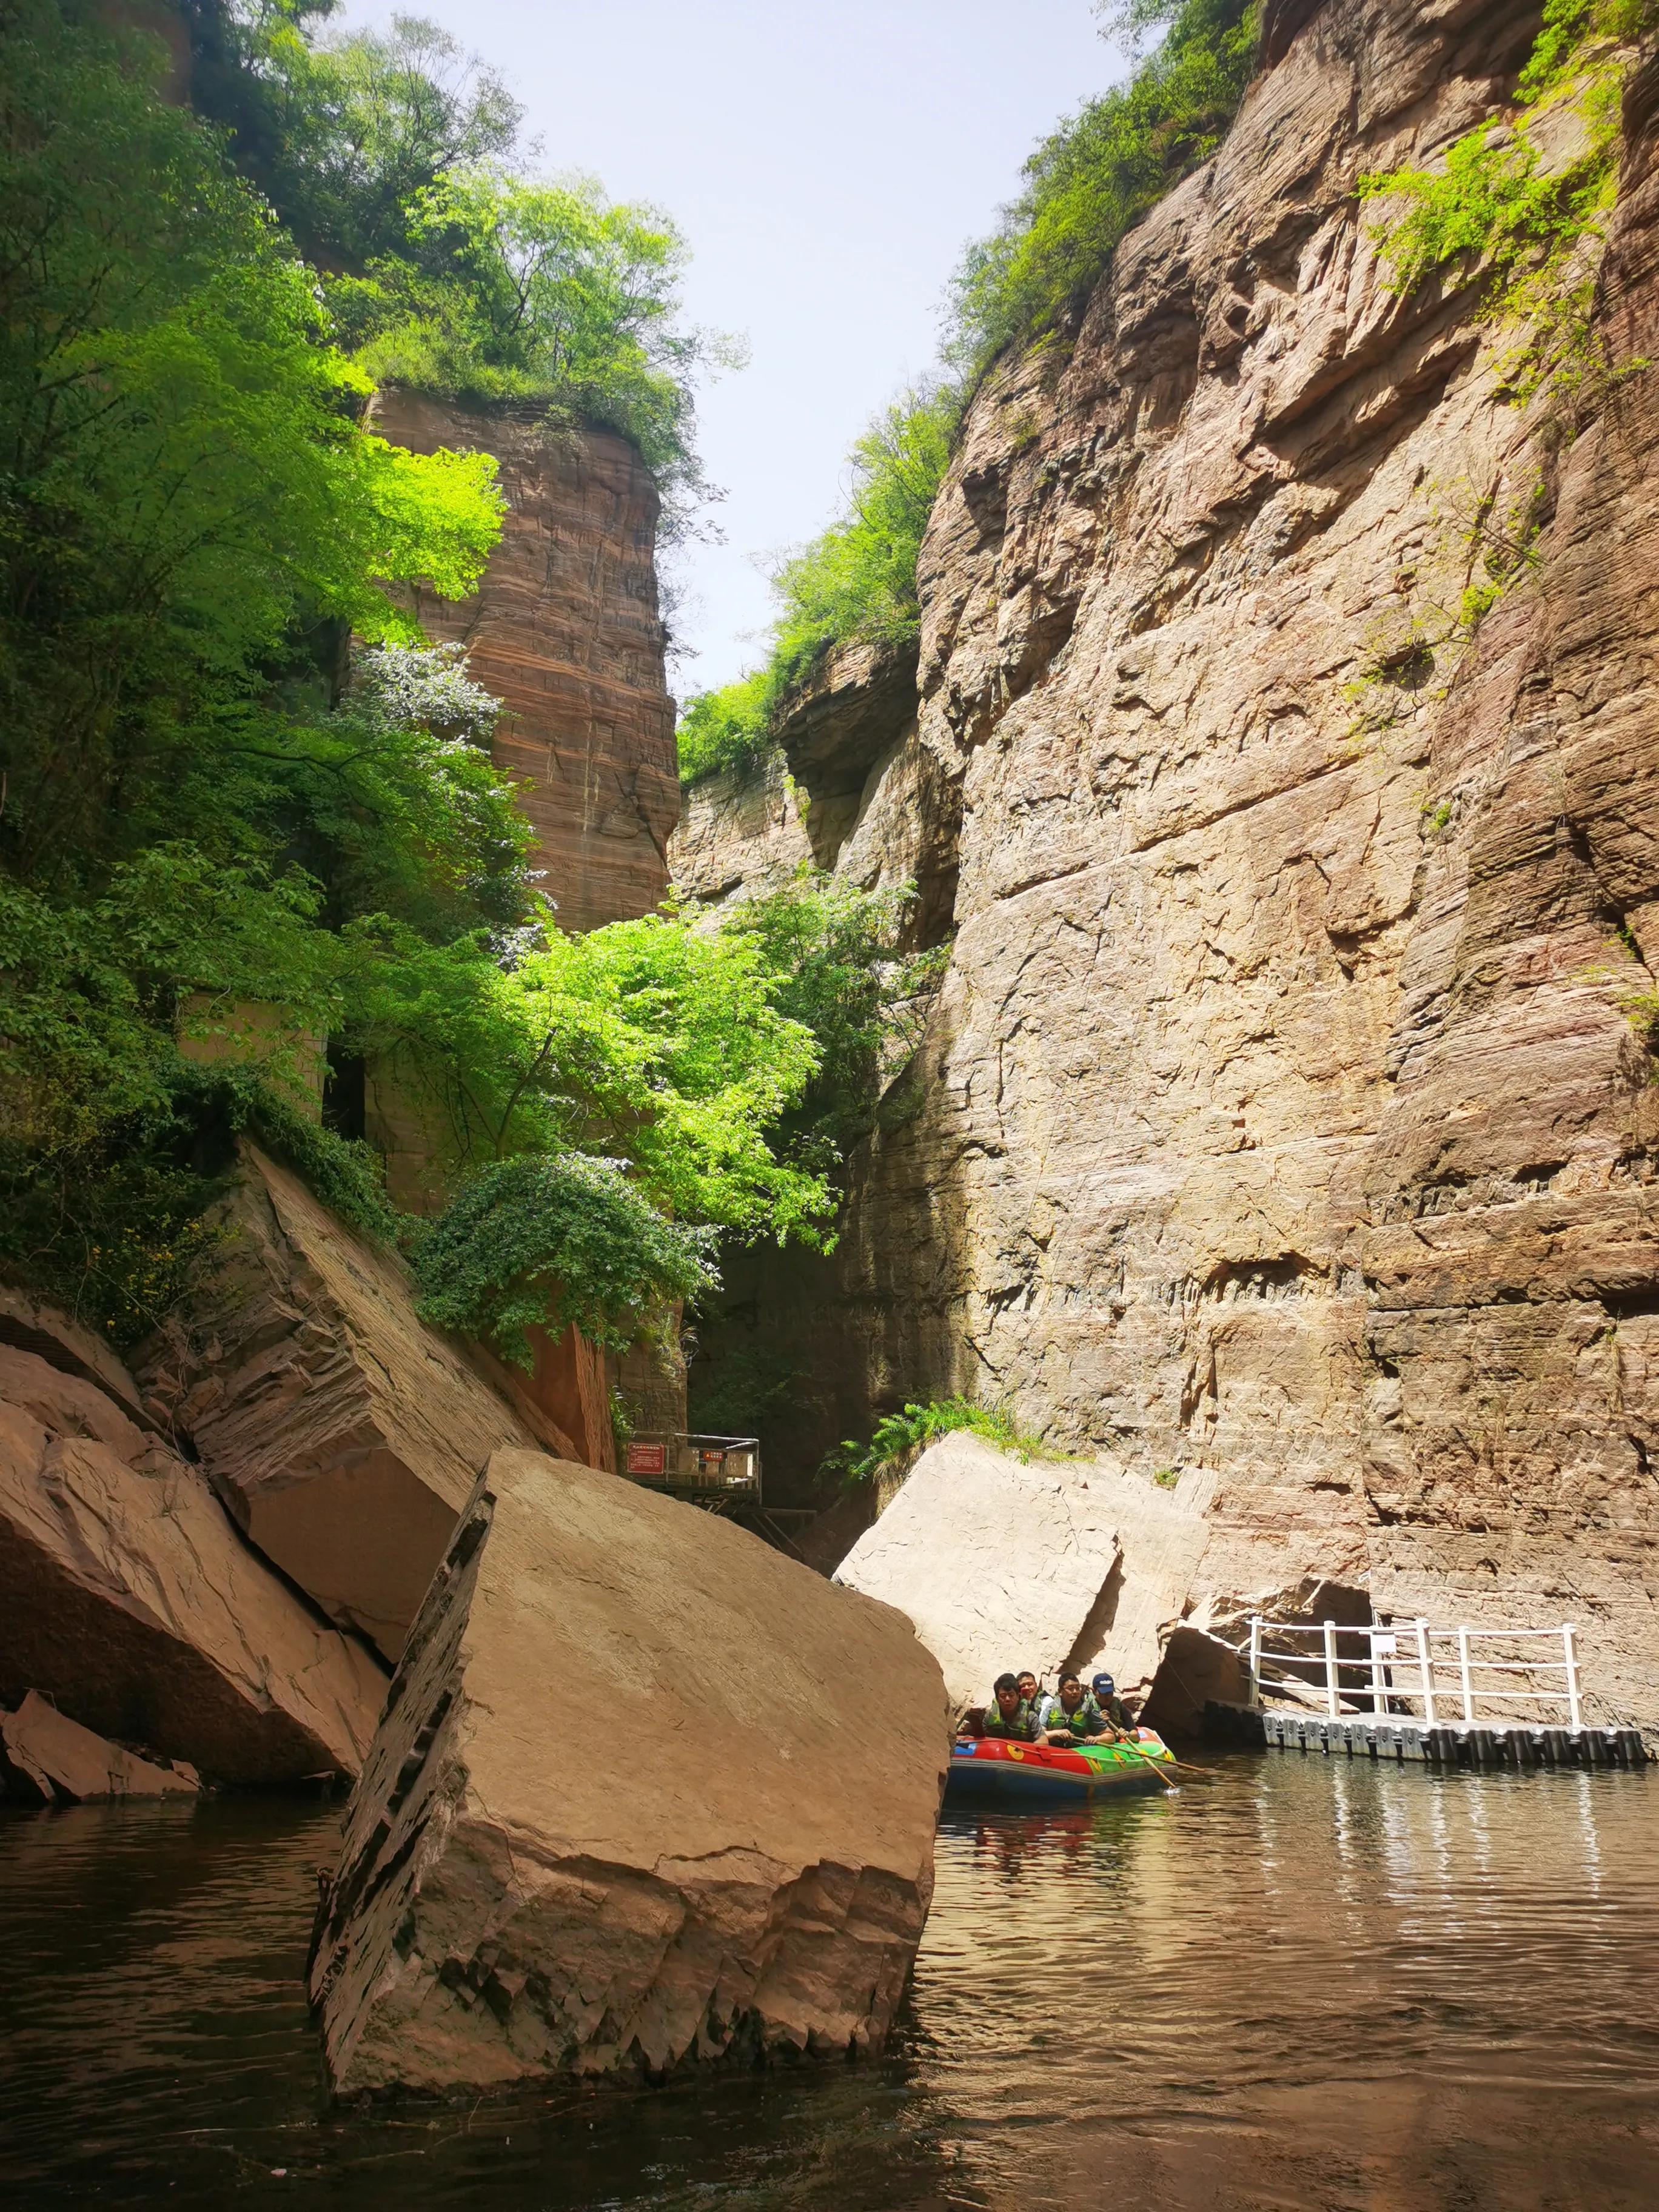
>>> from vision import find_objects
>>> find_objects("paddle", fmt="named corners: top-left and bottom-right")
top-left (1062, 1728), bottom-right (1210, 1787)
top-left (1110, 1732), bottom-right (1179, 1791)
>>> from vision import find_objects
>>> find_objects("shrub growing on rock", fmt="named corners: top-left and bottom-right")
top-left (409, 1151), bottom-right (717, 1362)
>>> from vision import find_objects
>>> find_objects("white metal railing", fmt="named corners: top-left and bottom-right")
top-left (1238, 1617), bottom-right (1585, 1729)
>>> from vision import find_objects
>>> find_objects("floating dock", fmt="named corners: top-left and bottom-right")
top-left (1206, 1701), bottom-right (1649, 1769)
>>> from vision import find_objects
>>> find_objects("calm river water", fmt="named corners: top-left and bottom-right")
top-left (2, 1752), bottom-right (1655, 2210)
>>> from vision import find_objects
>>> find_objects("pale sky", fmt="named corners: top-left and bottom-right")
top-left (339, 1), bottom-right (1128, 697)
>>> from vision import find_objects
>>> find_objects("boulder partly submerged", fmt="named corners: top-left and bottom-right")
top-left (0, 1691), bottom-right (198, 1803)
top-left (834, 1432), bottom-right (1359, 1727)
top-left (835, 1433), bottom-right (1126, 1709)
top-left (0, 1342), bottom-right (387, 1785)
top-left (309, 1447), bottom-right (948, 2096)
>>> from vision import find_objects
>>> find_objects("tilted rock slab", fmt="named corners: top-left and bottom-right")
top-left (837, 1432), bottom-right (1313, 1715)
top-left (1, 1691), bottom-right (198, 1803)
top-left (139, 1147), bottom-right (562, 1661)
top-left (0, 1345), bottom-right (386, 1784)
top-left (837, 1432), bottom-right (1121, 1706)
top-left (309, 1447), bottom-right (949, 2096)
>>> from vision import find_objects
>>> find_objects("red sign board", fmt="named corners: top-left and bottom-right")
top-left (626, 1442), bottom-right (666, 1477)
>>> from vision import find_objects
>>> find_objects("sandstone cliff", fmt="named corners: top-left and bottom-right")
top-left (370, 392), bottom-right (677, 933)
top-left (672, 0), bottom-right (1659, 1723)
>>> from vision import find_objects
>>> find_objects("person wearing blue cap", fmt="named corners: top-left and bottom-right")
top-left (1091, 1672), bottom-right (1134, 1734)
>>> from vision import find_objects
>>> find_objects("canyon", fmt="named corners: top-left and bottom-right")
top-left (7, 0), bottom-right (1659, 2130)
top-left (678, 0), bottom-right (1659, 1728)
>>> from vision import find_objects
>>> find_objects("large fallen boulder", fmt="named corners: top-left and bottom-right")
top-left (0, 1691), bottom-right (198, 1803)
top-left (137, 1147), bottom-right (569, 1660)
top-left (835, 1433), bottom-right (1373, 1726)
top-left (309, 1447), bottom-right (948, 2095)
top-left (0, 1344), bottom-right (387, 1784)
top-left (834, 1433), bottom-right (1127, 1706)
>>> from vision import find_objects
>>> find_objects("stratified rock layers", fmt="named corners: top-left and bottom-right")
top-left (679, 1), bottom-right (1659, 1722)
top-left (310, 1447), bottom-right (948, 2095)
top-left (139, 1148), bottom-right (556, 1663)
top-left (0, 1346), bottom-right (385, 1784)
top-left (371, 392), bottom-right (677, 931)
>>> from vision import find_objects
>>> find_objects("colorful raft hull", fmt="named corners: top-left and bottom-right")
top-left (944, 1730), bottom-right (1176, 1806)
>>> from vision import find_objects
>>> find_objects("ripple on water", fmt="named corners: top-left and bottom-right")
top-left (0, 1754), bottom-right (1655, 2210)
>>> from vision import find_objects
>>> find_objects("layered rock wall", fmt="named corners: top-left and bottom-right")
top-left (679, 0), bottom-right (1659, 1721)
top-left (370, 392), bottom-right (677, 933)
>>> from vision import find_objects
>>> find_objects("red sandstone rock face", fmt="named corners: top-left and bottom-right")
top-left (136, 1146), bottom-right (565, 1663)
top-left (0, 1342), bottom-right (386, 1784)
top-left (370, 392), bottom-right (677, 933)
top-left (678, 1), bottom-right (1659, 1721)
top-left (0, 1691), bottom-right (198, 1804)
top-left (309, 1447), bottom-right (949, 2094)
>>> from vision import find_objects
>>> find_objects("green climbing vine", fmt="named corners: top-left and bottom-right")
top-left (1361, 0), bottom-right (1657, 427)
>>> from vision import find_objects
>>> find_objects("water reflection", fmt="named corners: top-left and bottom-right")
top-left (0, 1755), bottom-right (1654, 2209)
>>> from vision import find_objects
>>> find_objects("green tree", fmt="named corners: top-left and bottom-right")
top-left (184, 2), bottom-right (523, 267)
top-left (332, 164), bottom-right (726, 497)
top-left (769, 380), bottom-right (961, 685)
top-left (720, 872), bottom-right (922, 1168)
top-left (409, 1151), bottom-right (717, 1363)
top-left (0, 0), bottom-right (503, 890)
top-left (347, 909), bottom-right (835, 1243)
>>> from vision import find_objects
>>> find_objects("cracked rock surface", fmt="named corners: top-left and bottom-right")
top-left (0, 1339), bottom-right (386, 1785)
top-left (138, 1147), bottom-right (558, 1662)
top-left (673, 0), bottom-right (1659, 1726)
top-left (309, 1446), bottom-right (948, 2096)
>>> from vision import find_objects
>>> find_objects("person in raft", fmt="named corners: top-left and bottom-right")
top-left (1037, 1671), bottom-right (1117, 1745)
top-left (1091, 1673), bottom-right (1135, 1733)
top-left (1016, 1669), bottom-right (1042, 1712)
top-left (982, 1672), bottom-right (1044, 1741)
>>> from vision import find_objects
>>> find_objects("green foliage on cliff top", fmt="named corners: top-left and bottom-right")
top-left (950, 0), bottom-right (1259, 369)
top-left (829, 1396), bottom-right (1047, 1487)
top-left (676, 669), bottom-right (781, 784)
top-left (189, 4), bottom-right (725, 501)
top-left (681, 1), bottom-right (1261, 786)
top-left (677, 381), bottom-right (959, 783)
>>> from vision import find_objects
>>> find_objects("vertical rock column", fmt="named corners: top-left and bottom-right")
top-left (370, 392), bottom-right (678, 931)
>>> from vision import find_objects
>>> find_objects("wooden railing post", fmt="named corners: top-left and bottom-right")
top-left (1457, 1626), bottom-right (1474, 1724)
top-left (1323, 1620), bottom-right (1340, 1717)
top-left (1248, 1615), bottom-right (1263, 1709)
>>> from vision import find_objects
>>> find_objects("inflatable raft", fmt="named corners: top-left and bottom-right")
top-left (945, 1729), bottom-right (1176, 1806)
